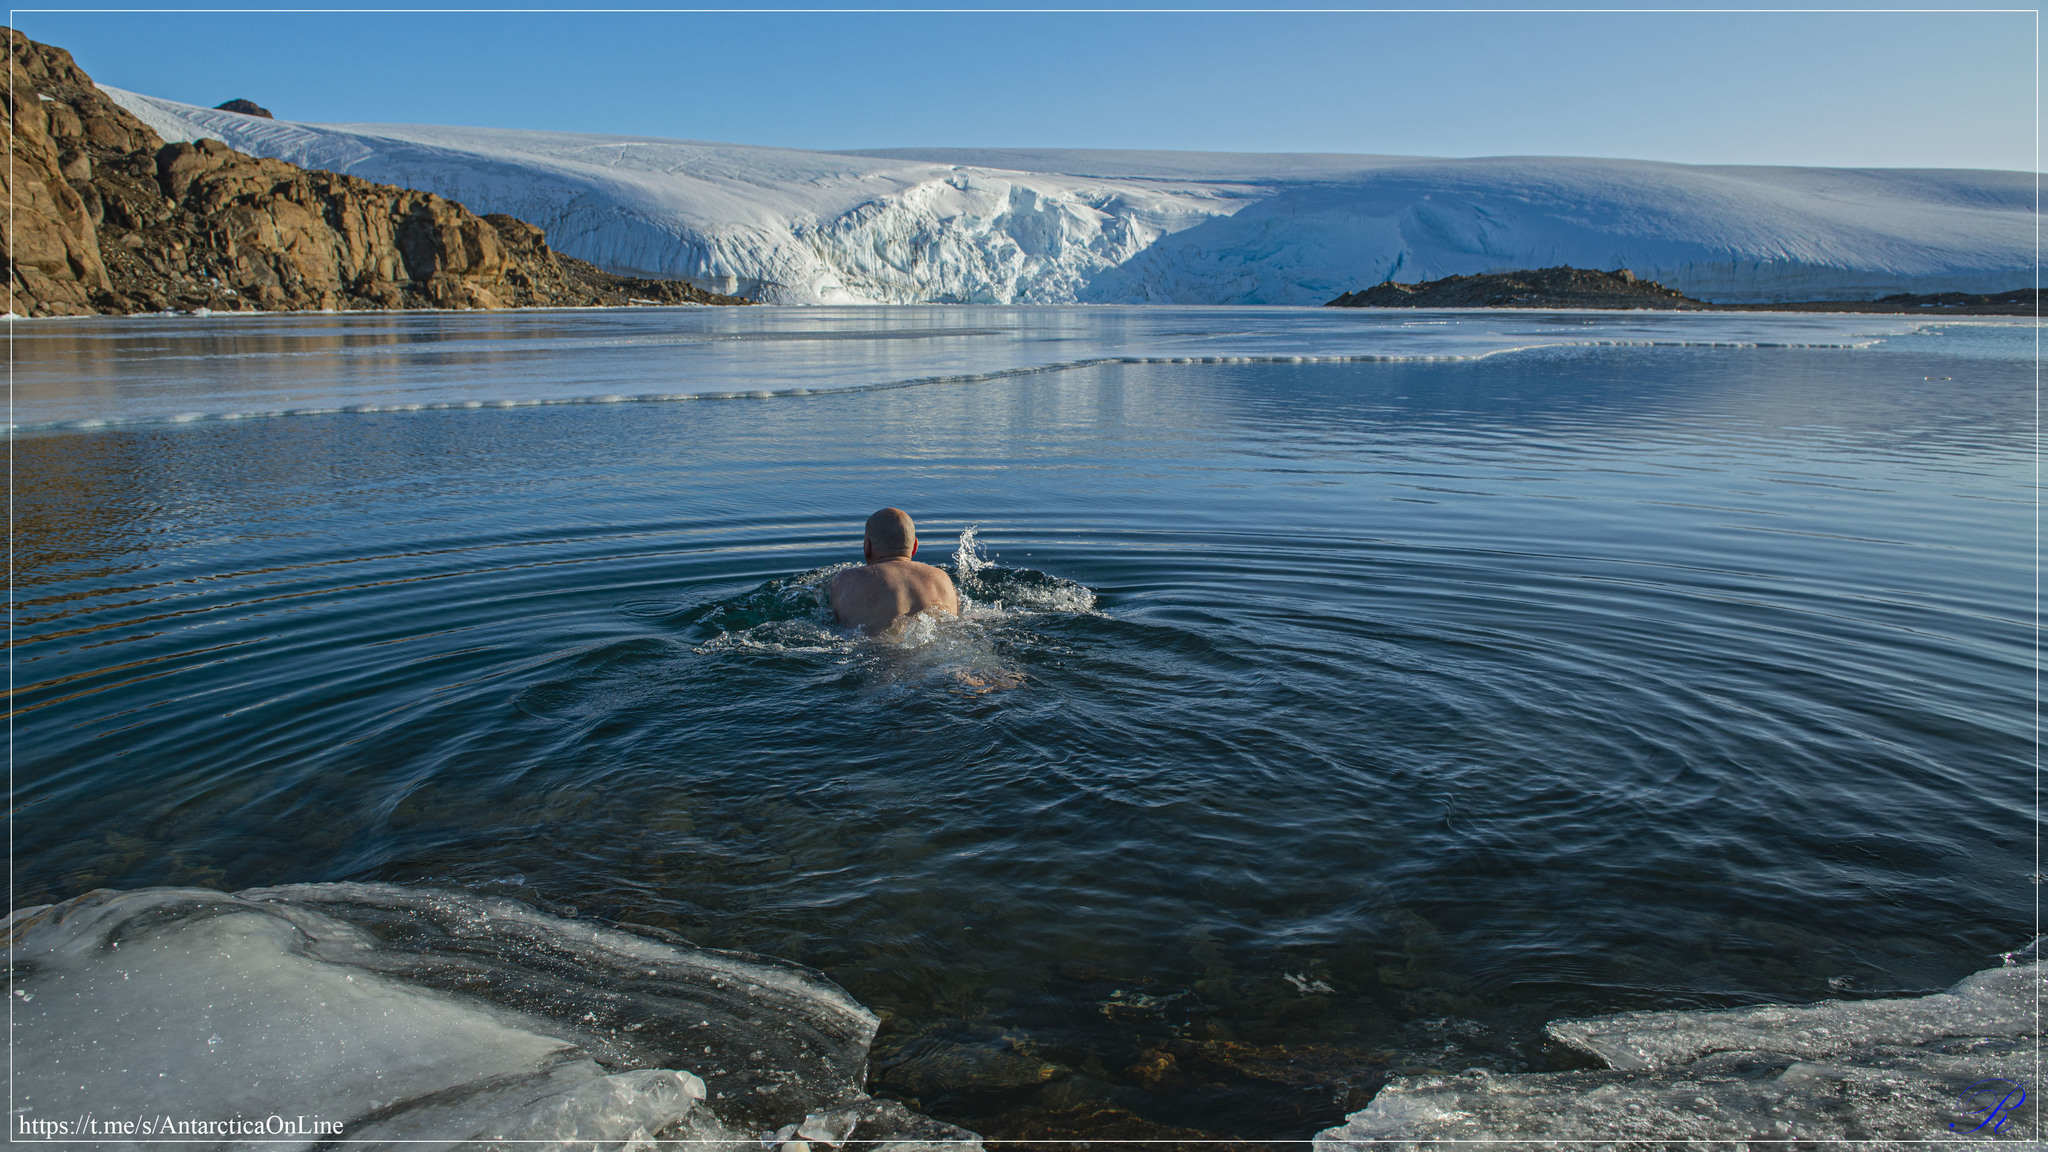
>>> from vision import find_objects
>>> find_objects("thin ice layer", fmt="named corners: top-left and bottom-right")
top-left (1315, 961), bottom-right (2042, 1148)
top-left (7, 306), bottom-right (1939, 437)
top-left (1316, 1038), bottom-right (2033, 1148)
top-left (5, 884), bottom-right (968, 1152)
top-left (1547, 962), bottom-right (2042, 1071)
top-left (242, 881), bottom-right (878, 1123)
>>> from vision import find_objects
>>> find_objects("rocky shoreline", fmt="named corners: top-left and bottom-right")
top-left (1329, 267), bottom-right (2039, 316)
top-left (3, 30), bottom-right (749, 318)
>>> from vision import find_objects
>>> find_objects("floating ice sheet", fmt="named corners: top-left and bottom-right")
top-left (1316, 961), bottom-right (2042, 1148)
top-left (1547, 962), bottom-right (2042, 1071)
top-left (7, 305), bottom-right (1950, 435)
top-left (1318, 1040), bottom-right (2035, 1148)
top-left (6, 884), bottom-right (980, 1152)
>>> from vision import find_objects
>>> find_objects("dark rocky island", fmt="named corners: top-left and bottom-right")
top-left (1768, 287), bottom-right (2042, 316)
top-left (3, 30), bottom-right (750, 317)
top-left (1330, 266), bottom-right (1708, 310)
top-left (213, 97), bottom-right (272, 118)
top-left (1329, 266), bottom-right (2039, 316)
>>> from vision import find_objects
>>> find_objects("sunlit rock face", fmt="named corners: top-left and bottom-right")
top-left (3, 31), bottom-right (751, 316)
top-left (6, 884), bottom-right (978, 1152)
top-left (1315, 959), bottom-right (2041, 1148)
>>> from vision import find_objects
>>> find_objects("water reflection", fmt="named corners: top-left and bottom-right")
top-left (10, 320), bottom-right (2032, 1140)
top-left (9, 305), bottom-right (1925, 431)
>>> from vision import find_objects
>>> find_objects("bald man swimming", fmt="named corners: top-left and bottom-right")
top-left (830, 508), bottom-right (962, 634)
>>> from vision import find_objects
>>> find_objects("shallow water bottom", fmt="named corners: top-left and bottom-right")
top-left (13, 322), bottom-right (2032, 1139)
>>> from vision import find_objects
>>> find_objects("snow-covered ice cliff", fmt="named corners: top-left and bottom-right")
top-left (105, 89), bottom-right (2035, 306)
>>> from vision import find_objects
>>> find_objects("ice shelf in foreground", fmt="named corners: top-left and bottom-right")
top-left (1316, 959), bottom-right (2041, 1148)
top-left (6, 884), bottom-right (978, 1152)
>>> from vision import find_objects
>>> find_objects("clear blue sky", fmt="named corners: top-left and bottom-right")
top-left (11, 6), bottom-right (2038, 170)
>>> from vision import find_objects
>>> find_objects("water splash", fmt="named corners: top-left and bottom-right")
top-left (951, 525), bottom-right (990, 584)
top-left (947, 526), bottom-right (1097, 617)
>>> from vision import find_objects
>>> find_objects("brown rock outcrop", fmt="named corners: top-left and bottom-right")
top-left (3, 30), bottom-right (122, 314)
top-left (3, 29), bottom-right (749, 316)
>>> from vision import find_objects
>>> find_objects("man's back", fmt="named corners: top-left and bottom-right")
top-left (830, 558), bottom-right (960, 634)
top-left (830, 508), bottom-right (961, 633)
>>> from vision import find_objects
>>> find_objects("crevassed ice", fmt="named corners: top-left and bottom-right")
top-left (100, 88), bottom-right (2033, 306)
top-left (6, 883), bottom-right (980, 1152)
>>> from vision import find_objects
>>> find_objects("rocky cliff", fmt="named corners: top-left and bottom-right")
top-left (2, 30), bottom-right (749, 317)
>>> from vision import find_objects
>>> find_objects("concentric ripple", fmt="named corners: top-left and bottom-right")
top-left (10, 312), bottom-right (2031, 1140)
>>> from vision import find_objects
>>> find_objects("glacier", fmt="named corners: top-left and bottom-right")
top-left (104, 88), bottom-right (2035, 306)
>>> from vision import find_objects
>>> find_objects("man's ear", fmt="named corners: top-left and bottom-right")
top-left (911, 541), bottom-right (919, 558)
top-left (864, 539), bottom-right (873, 562)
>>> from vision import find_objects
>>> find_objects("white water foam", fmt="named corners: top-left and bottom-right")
top-left (7, 306), bottom-right (1960, 435)
top-left (951, 527), bottom-right (1097, 618)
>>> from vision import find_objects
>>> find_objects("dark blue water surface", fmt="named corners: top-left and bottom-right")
top-left (12, 312), bottom-right (2032, 1139)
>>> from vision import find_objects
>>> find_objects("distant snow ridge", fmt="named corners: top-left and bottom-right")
top-left (107, 88), bottom-right (2033, 305)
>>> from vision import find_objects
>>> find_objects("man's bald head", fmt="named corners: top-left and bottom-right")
top-left (864, 507), bottom-right (917, 560)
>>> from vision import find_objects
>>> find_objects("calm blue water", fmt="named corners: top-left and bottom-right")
top-left (11, 308), bottom-right (2032, 1140)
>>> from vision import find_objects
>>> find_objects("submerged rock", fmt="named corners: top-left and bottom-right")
top-left (877, 1039), bottom-right (1066, 1095)
top-left (6, 884), bottom-right (980, 1152)
top-left (1315, 959), bottom-right (2040, 1148)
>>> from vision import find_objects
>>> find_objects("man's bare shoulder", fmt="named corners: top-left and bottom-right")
top-left (901, 560), bottom-right (959, 600)
top-left (830, 560), bottom-right (959, 631)
top-left (841, 558), bottom-right (949, 583)
top-left (828, 564), bottom-right (878, 608)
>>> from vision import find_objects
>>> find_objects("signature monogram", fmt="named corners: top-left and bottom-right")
top-left (1950, 1078), bottom-right (2027, 1135)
